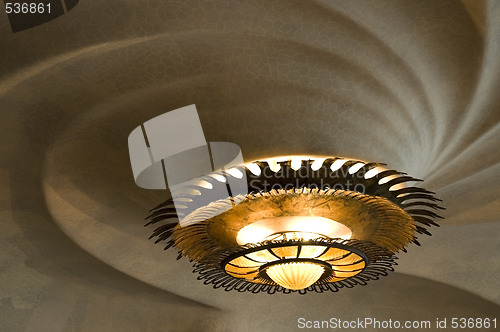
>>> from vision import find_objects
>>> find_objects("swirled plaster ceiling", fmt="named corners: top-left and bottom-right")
top-left (1, 0), bottom-right (499, 331)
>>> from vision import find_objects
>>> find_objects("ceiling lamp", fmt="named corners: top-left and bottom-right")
top-left (144, 156), bottom-right (444, 294)
top-left (128, 106), bottom-right (443, 294)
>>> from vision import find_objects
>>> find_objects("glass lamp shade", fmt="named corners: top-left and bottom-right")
top-left (265, 262), bottom-right (325, 290)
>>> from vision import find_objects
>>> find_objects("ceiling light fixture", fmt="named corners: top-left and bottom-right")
top-left (128, 106), bottom-right (443, 294)
top-left (144, 156), bottom-right (443, 294)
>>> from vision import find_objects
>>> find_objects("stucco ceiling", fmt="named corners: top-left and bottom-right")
top-left (1, 1), bottom-right (499, 331)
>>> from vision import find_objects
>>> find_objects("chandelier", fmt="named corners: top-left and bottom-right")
top-left (129, 107), bottom-right (443, 294)
top-left (146, 157), bottom-right (443, 293)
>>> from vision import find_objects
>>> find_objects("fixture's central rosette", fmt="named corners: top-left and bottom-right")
top-left (145, 156), bottom-right (444, 294)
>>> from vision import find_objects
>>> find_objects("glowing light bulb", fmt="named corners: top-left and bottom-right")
top-left (236, 216), bottom-right (352, 245)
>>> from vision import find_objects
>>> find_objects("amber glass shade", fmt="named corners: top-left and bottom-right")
top-left (265, 262), bottom-right (325, 290)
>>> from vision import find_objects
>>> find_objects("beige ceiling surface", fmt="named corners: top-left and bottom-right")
top-left (1, 0), bottom-right (499, 331)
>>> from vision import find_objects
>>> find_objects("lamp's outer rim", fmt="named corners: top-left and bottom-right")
top-left (146, 157), bottom-right (443, 262)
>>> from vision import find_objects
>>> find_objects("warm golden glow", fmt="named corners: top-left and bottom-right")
top-left (243, 155), bottom-right (400, 183)
top-left (266, 262), bottom-right (325, 290)
top-left (224, 245), bottom-right (366, 288)
top-left (236, 216), bottom-right (352, 245)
